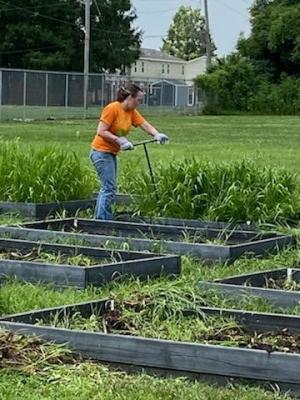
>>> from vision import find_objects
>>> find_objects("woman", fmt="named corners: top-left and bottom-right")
top-left (90, 82), bottom-right (169, 220)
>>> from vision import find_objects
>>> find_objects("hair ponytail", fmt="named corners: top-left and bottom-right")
top-left (117, 82), bottom-right (143, 102)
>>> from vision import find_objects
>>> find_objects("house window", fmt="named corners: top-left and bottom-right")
top-left (188, 86), bottom-right (194, 106)
top-left (181, 65), bottom-right (185, 75)
top-left (162, 64), bottom-right (165, 73)
top-left (134, 62), bottom-right (137, 73)
top-left (167, 64), bottom-right (170, 74)
top-left (141, 62), bottom-right (144, 73)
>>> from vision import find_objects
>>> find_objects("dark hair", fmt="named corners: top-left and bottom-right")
top-left (117, 82), bottom-right (143, 102)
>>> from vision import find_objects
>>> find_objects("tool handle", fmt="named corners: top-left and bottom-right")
top-left (133, 138), bottom-right (157, 147)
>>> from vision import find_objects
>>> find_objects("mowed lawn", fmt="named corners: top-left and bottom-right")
top-left (0, 115), bottom-right (299, 173)
top-left (0, 114), bottom-right (299, 400)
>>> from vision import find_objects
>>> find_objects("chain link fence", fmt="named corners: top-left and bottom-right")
top-left (0, 68), bottom-right (202, 121)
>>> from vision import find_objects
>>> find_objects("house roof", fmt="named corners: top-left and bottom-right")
top-left (151, 79), bottom-right (188, 87)
top-left (140, 48), bottom-right (184, 62)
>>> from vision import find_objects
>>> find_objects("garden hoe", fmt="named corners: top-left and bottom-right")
top-left (115, 138), bottom-right (159, 222)
top-left (134, 138), bottom-right (159, 202)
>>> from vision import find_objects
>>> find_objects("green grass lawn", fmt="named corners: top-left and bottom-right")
top-left (0, 115), bottom-right (299, 172)
top-left (0, 114), bottom-right (299, 399)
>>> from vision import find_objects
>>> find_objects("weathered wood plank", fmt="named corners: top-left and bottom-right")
top-left (215, 268), bottom-right (288, 285)
top-left (23, 218), bottom-right (269, 243)
top-left (189, 306), bottom-right (300, 333)
top-left (229, 235), bottom-right (295, 259)
top-left (86, 256), bottom-right (180, 285)
top-left (198, 282), bottom-right (300, 308)
top-left (0, 199), bottom-right (96, 219)
top-left (118, 215), bottom-right (255, 231)
top-left (0, 237), bottom-right (156, 260)
top-left (1, 321), bottom-right (300, 384)
top-left (0, 298), bottom-right (109, 323)
top-left (0, 238), bottom-right (180, 288)
top-left (0, 260), bottom-right (86, 288)
top-left (0, 221), bottom-right (293, 263)
top-left (0, 226), bottom-right (230, 261)
top-left (3, 300), bottom-right (300, 389)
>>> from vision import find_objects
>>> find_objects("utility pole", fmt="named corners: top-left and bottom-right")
top-left (203, 0), bottom-right (211, 70)
top-left (84, 0), bottom-right (91, 113)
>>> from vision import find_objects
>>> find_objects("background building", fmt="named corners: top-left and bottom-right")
top-left (128, 48), bottom-right (207, 107)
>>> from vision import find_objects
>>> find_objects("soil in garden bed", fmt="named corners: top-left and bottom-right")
top-left (38, 294), bottom-right (300, 354)
top-left (53, 224), bottom-right (266, 246)
top-left (0, 248), bottom-right (112, 267)
top-left (265, 278), bottom-right (300, 291)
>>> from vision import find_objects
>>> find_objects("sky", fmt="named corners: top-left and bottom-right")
top-left (131, 0), bottom-right (254, 57)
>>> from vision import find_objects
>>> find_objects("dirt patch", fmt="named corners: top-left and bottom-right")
top-left (0, 248), bottom-right (108, 266)
top-left (266, 278), bottom-right (300, 291)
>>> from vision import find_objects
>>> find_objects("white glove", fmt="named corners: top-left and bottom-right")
top-left (115, 136), bottom-right (134, 151)
top-left (154, 132), bottom-right (169, 144)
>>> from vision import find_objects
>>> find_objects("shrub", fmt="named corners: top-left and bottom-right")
top-left (196, 56), bottom-right (300, 115)
top-left (196, 55), bottom-right (261, 112)
top-left (249, 76), bottom-right (300, 114)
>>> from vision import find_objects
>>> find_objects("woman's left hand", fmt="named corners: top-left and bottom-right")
top-left (154, 133), bottom-right (169, 144)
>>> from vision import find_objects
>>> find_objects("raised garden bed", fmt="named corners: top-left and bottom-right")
top-left (199, 268), bottom-right (300, 308)
top-left (0, 238), bottom-right (180, 288)
top-left (0, 199), bottom-right (96, 219)
top-left (93, 192), bottom-right (141, 206)
top-left (0, 193), bottom-right (137, 219)
top-left (115, 213), bottom-right (255, 231)
top-left (1, 298), bottom-right (300, 393)
top-left (0, 218), bottom-right (294, 263)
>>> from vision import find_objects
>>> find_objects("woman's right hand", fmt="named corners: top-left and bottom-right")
top-left (115, 136), bottom-right (134, 151)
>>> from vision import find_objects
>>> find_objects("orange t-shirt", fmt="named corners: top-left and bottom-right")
top-left (91, 101), bottom-right (145, 155)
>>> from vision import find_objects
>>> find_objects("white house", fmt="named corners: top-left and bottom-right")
top-left (128, 48), bottom-right (207, 106)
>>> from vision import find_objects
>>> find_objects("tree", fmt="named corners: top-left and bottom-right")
top-left (0, 0), bottom-right (142, 72)
top-left (237, 0), bottom-right (300, 80)
top-left (0, 0), bottom-right (81, 70)
top-left (89, 0), bottom-right (141, 73)
top-left (195, 0), bottom-right (300, 114)
top-left (161, 6), bottom-right (215, 61)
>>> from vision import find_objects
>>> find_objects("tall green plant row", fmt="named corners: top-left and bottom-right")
top-left (0, 139), bottom-right (96, 202)
top-left (128, 159), bottom-right (300, 223)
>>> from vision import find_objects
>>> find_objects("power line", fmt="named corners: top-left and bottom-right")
top-left (0, 0), bottom-right (81, 27)
top-left (0, 0), bottom-right (147, 38)
top-left (0, 1), bottom-right (77, 12)
top-left (93, 0), bottom-right (114, 53)
top-left (0, 45), bottom-right (64, 55)
top-left (211, 0), bottom-right (249, 20)
top-left (138, 7), bottom-right (178, 14)
top-left (0, 37), bottom-right (159, 56)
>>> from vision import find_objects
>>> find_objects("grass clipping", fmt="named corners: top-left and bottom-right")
top-left (0, 329), bottom-right (77, 373)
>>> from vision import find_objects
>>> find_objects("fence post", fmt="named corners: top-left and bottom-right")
top-left (65, 73), bottom-right (69, 119)
top-left (101, 74), bottom-right (105, 107)
top-left (83, 73), bottom-right (88, 119)
top-left (146, 79), bottom-right (149, 107)
top-left (23, 71), bottom-right (27, 120)
top-left (0, 70), bottom-right (2, 121)
top-left (45, 72), bottom-right (48, 110)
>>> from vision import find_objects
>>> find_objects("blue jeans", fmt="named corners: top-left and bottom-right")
top-left (90, 150), bottom-right (117, 220)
